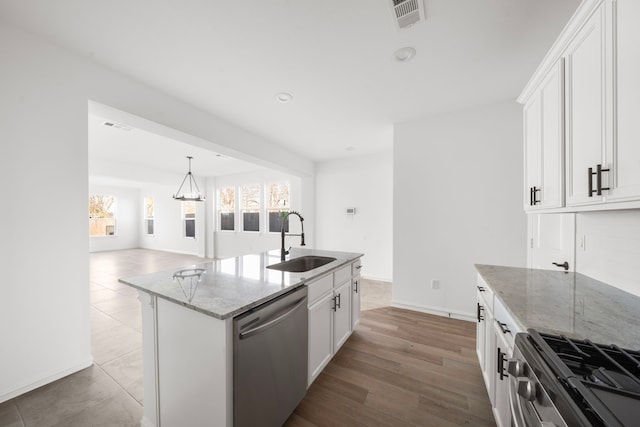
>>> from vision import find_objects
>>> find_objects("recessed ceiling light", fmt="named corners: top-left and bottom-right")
top-left (276, 92), bottom-right (293, 103)
top-left (394, 47), bottom-right (416, 62)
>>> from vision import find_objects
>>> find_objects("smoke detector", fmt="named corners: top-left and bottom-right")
top-left (390, 0), bottom-right (425, 30)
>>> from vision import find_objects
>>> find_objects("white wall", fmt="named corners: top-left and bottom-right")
top-left (393, 101), bottom-right (527, 320)
top-left (315, 152), bottom-right (393, 281)
top-left (214, 170), bottom-right (304, 259)
top-left (139, 184), bottom-right (207, 257)
top-left (89, 184), bottom-right (140, 252)
top-left (574, 210), bottom-right (640, 296)
top-left (0, 20), bottom-right (314, 403)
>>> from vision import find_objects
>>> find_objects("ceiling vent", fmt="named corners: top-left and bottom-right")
top-left (390, 0), bottom-right (425, 30)
top-left (103, 121), bottom-right (132, 131)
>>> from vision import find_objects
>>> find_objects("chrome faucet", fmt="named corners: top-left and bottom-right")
top-left (281, 211), bottom-right (305, 261)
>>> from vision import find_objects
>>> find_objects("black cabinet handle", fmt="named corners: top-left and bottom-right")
top-left (497, 347), bottom-right (509, 380)
top-left (477, 286), bottom-right (485, 292)
top-left (332, 296), bottom-right (337, 312)
top-left (529, 187), bottom-right (534, 206)
top-left (552, 261), bottom-right (569, 271)
top-left (532, 186), bottom-right (540, 205)
top-left (354, 280), bottom-right (359, 294)
top-left (497, 321), bottom-right (511, 335)
top-left (477, 303), bottom-right (484, 323)
top-left (336, 293), bottom-right (341, 309)
top-left (589, 164), bottom-right (610, 197)
top-left (596, 164), bottom-right (610, 196)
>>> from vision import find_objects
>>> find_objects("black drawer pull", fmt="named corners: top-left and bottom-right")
top-left (497, 321), bottom-right (511, 335)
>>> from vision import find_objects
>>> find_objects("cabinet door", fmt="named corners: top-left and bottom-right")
top-left (333, 281), bottom-right (352, 353)
top-left (523, 94), bottom-right (542, 210)
top-left (565, 3), bottom-right (607, 206)
top-left (308, 292), bottom-right (333, 386)
top-left (609, 0), bottom-right (640, 202)
top-left (483, 306), bottom-right (495, 405)
top-left (476, 293), bottom-right (487, 374)
top-left (493, 321), bottom-right (512, 427)
top-left (524, 60), bottom-right (564, 211)
top-left (351, 277), bottom-right (361, 330)
top-left (539, 60), bottom-right (565, 208)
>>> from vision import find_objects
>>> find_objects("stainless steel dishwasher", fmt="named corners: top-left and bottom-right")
top-left (233, 286), bottom-right (308, 427)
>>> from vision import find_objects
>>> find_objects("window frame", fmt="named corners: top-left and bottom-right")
top-left (266, 182), bottom-right (290, 233)
top-left (240, 184), bottom-right (261, 233)
top-left (89, 194), bottom-right (117, 237)
top-left (182, 201), bottom-right (196, 239)
top-left (144, 196), bottom-right (155, 236)
top-left (217, 186), bottom-right (236, 232)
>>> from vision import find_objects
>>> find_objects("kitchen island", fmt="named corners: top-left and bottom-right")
top-left (119, 247), bottom-right (363, 427)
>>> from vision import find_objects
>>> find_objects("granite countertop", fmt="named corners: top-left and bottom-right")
top-left (475, 264), bottom-right (640, 349)
top-left (119, 248), bottom-right (362, 320)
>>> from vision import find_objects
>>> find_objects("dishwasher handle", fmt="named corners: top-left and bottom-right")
top-left (239, 297), bottom-right (307, 340)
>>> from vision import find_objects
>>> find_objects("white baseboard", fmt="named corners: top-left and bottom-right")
top-left (0, 357), bottom-right (93, 404)
top-left (140, 416), bottom-right (156, 427)
top-left (391, 300), bottom-right (475, 323)
top-left (361, 275), bottom-right (392, 283)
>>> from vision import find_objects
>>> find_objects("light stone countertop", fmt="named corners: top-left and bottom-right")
top-left (475, 264), bottom-right (640, 349)
top-left (120, 248), bottom-right (363, 320)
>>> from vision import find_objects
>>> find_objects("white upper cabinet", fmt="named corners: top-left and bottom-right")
top-left (609, 0), bottom-right (640, 201)
top-left (519, 0), bottom-right (640, 212)
top-left (564, 2), bottom-right (609, 206)
top-left (524, 60), bottom-right (565, 210)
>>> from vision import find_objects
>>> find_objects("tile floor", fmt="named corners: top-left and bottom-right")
top-left (0, 249), bottom-right (391, 426)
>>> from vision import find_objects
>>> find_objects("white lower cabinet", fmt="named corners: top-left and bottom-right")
top-left (351, 276), bottom-right (361, 330)
top-left (492, 319), bottom-right (512, 427)
top-left (308, 292), bottom-right (334, 384)
top-left (307, 261), bottom-right (361, 386)
top-left (333, 280), bottom-right (352, 351)
top-left (476, 274), bottom-right (521, 427)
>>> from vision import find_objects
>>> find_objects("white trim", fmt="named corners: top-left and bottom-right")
top-left (391, 300), bottom-right (475, 323)
top-left (0, 357), bottom-right (93, 404)
top-left (361, 274), bottom-right (392, 283)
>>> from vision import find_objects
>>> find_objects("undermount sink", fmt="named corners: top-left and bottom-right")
top-left (267, 256), bottom-right (337, 273)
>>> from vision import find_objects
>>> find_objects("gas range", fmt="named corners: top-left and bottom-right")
top-left (510, 330), bottom-right (640, 427)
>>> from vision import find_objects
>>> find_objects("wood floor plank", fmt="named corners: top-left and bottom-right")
top-left (285, 307), bottom-right (496, 426)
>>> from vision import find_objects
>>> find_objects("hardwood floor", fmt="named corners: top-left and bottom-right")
top-left (285, 307), bottom-right (495, 427)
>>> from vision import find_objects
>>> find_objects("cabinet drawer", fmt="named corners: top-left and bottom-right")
top-left (334, 265), bottom-right (351, 287)
top-left (307, 274), bottom-right (333, 305)
top-left (476, 275), bottom-right (494, 313)
top-left (494, 297), bottom-right (523, 350)
top-left (352, 259), bottom-right (362, 277)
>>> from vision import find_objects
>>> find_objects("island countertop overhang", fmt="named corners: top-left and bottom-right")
top-left (119, 247), bottom-right (363, 320)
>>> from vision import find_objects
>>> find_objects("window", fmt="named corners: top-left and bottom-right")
top-left (144, 196), bottom-right (155, 235)
top-left (218, 187), bottom-right (235, 231)
top-left (267, 182), bottom-right (290, 233)
top-left (89, 194), bottom-right (116, 236)
top-left (183, 201), bottom-right (196, 238)
top-left (241, 184), bottom-right (261, 232)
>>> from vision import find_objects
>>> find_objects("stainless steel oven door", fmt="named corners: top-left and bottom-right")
top-left (509, 342), bottom-right (569, 427)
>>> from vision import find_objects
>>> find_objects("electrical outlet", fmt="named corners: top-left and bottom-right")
top-left (431, 279), bottom-right (440, 289)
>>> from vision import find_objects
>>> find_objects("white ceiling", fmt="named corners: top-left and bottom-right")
top-left (1, 0), bottom-right (580, 162)
top-left (88, 114), bottom-right (264, 187)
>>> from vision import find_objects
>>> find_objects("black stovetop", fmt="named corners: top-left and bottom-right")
top-left (530, 330), bottom-right (640, 427)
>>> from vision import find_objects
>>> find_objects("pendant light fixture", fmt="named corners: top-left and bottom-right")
top-left (172, 156), bottom-right (206, 202)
